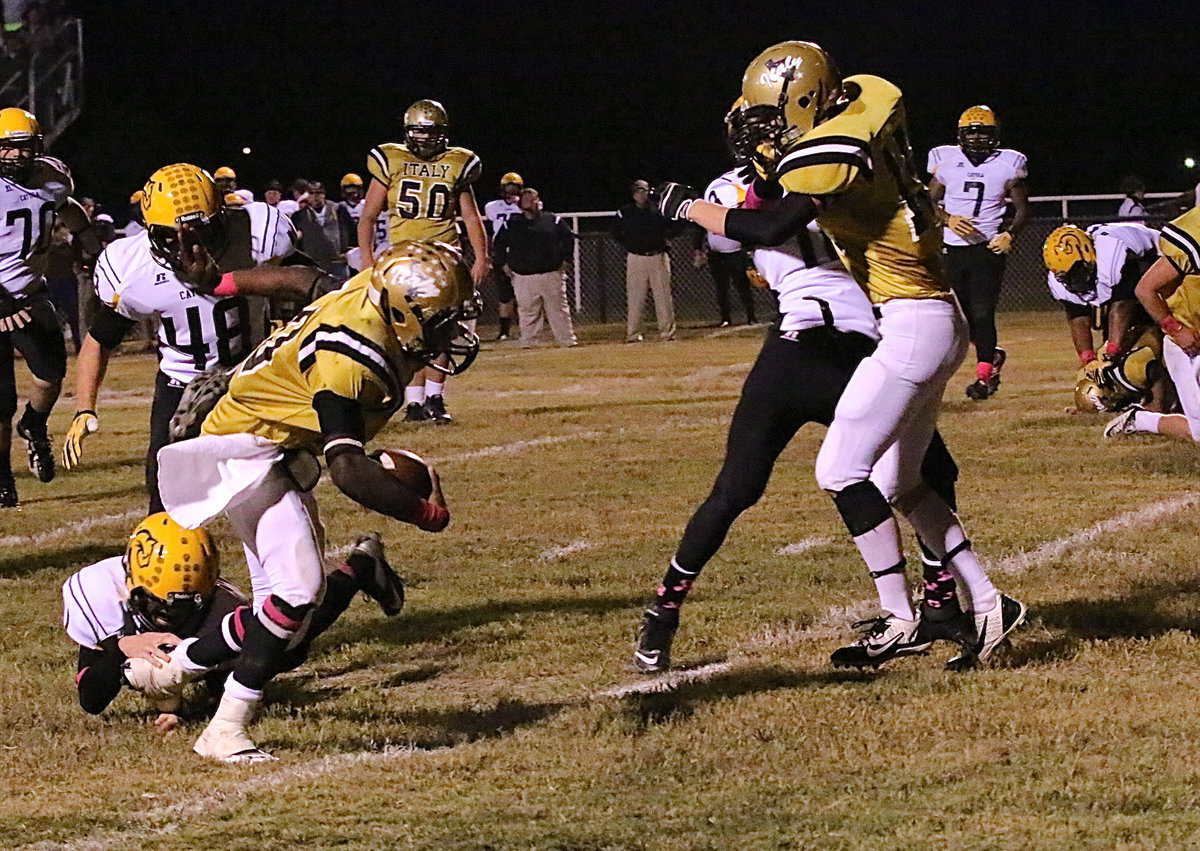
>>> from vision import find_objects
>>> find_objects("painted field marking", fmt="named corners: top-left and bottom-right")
top-left (0, 508), bottom-right (143, 551)
top-left (538, 539), bottom-right (594, 562)
top-left (775, 536), bottom-right (835, 556)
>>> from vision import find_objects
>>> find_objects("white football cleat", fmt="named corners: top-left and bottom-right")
top-left (193, 720), bottom-right (275, 764)
top-left (1103, 405), bottom-right (1144, 439)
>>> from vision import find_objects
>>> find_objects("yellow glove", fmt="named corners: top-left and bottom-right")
top-left (945, 214), bottom-right (980, 239)
top-left (62, 410), bottom-right (98, 470)
top-left (987, 231), bottom-right (1014, 254)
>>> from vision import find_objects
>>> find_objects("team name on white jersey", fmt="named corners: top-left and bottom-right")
top-left (927, 146), bottom-right (1027, 246)
top-left (93, 202), bottom-right (295, 384)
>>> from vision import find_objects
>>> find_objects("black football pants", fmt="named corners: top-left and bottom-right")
top-left (943, 243), bottom-right (1006, 365)
top-left (672, 325), bottom-right (958, 573)
top-left (147, 371), bottom-right (186, 514)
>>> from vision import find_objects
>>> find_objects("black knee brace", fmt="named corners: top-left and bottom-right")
top-left (830, 480), bottom-right (893, 537)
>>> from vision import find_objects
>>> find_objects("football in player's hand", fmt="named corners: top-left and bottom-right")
top-left (371, 449), bottom-right (434, 499)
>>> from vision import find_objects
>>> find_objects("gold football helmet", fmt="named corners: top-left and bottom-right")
top-left (141, 163), bottom-right (224, 271)
top-left (369, 240), bottom-right (479, 374)
top-left (213, 165), bottom-right (237, 193)
top-left (958, 105), bottom-right (999, 157)
top-left (0, 107), bottom-right (42, 177)
top-left (341, 172), bottom-right (363, 187)
top-left (1043, 225), bottom-right (1098, 296)
top-left (124, 513), bottom-right (219, 632)
top-left (500, 171), bottom-right (523, 190)
top-left (740, 41), bottom-right (842, 171)
top-left (403, 99), bottom-right (450, 159)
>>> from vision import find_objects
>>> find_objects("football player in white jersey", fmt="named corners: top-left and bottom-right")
top-left (66, 514), bottom-right (408, 733)
top-left (60, 163), bottom-right (320, 513)
top-left (1042, 222), bottom-right (1158, 367)
top-left (636, 152), bottom-right (967, 673)
top-left (927, 106), bottom-right (1030, 400)
top-left (483, 172), bottom-right (524, 340)
top-left (0, 108), bottom-right (99, 507)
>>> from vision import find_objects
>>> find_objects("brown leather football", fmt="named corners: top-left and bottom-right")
top-left (371, 448), bottom-right (433, 499)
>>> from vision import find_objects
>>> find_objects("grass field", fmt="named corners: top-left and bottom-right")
top-left (5, 311), bottom-right (1200, 850)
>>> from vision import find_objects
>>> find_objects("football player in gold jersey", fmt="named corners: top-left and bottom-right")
top-left (656, 41), bottom-right (1023, 669)
top-left (153, 240), bottom-right (475, 762)
top-left (357, 99), bottom-right (488, 424)
top-left (1107, 208), bottom-right (1200, 441)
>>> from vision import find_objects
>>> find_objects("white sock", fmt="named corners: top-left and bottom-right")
top-left (405, 385), bottom-right (426, 406)
top-left (901, 491), bottom-right (997, 612)
top-left (175, 637), bottom-right (208, 674)
top-left (224, 676), bottom-right (264, 706)
top-left (425, 380), bottom-right (445, 399)
top-left (1134, 410), bottom-right (1163, 433)
top-left (851, 518), bottom-right (914, 619)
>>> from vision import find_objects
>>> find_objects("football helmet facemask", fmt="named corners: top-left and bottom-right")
top-left (958, 105), bottom-right (999, 161)
top-left (123, 513), bottom-right (219, 633)
top-left (1043, 225), bottom-right (1098, 296)
top-left (0, 108), bottom-right (42, 178)
top-left (739, 41), bottom-right (843, 174)
top-left (369, 240), bottom-right (480, 375)
top-left (142, 164), bottom-right (226, 273)
top-left (403, 99), bottom-right (450, 160)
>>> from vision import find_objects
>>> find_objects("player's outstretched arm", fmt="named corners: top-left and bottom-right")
top-left (1137, 256), bottom-right (1198, 354)
top-left (63, 335), bottom-right (111, 469)
top-left (459, 187), bottom-right (490, 285)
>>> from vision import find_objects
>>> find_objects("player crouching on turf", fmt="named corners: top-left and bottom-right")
top-left (150, 240), bottom-right (475, 763)
top-left (69, 514), bottom-right (412, 734)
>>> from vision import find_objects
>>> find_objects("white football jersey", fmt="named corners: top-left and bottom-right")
top-left (709, 166), bottom-right (877, 339)
top-left (703, 173), bottom-right (748, 254)
top-left (483, 198), bottom-right (522, 236)
top-left (93, 202), bottom-right (295, 384)
top-left (340, 199), bottom-right (365, 224)
top-left (1046, 221), bottom-right (1159, 306)
top-left (927, 146), bottom-right (1027, 246)
top-left (62, 556), bottom-right (127, 649)
top-left (0, 156), bottom-right (73, 295)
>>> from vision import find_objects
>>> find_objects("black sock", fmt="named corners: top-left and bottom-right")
top-left (499, 317), bottom-right (511, 335)
top-left (186, 607), bottom-right (248, 667)
top-left (20, 403), bottom-right (48, 436)
top-left (653, 559), bottom-right (697, 610)
top-left (918, 538), bottom-right (961, 619)
top-left (304, 570), bottom-right (358, 643)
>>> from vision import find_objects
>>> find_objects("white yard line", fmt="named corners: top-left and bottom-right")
top-left (436, 431), bottom-right (605, 463)
top-left (703, 323), bottom-right (771, 339)
top-left (537, 539), bottom-right (594, 561)
top-left (31, 494), bottom-right (1200, 849)
top-left (0, 508), bottom-right (143, 551)
top-left (775, 536), bottom-right (835, 556)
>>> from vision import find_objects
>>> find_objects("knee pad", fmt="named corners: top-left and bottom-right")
top-left (830, 480), bottom-right (893, 537)
top-left (259, 594), bottom-right (314, 640)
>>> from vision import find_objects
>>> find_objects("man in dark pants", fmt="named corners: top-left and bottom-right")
top-left (697, 167), bottom-right (757, 326)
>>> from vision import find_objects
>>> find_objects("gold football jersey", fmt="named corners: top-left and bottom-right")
top-left (203, 274), bottom-right (418, 452)
top-left (366, 142), bottom-right (481, 247)
top-left (1160, 208), bottom-right (1200, 333)
top-left (775, 74), bottom-right (947, 304)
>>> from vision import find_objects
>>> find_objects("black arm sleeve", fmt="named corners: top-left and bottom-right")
top-left (87, 303), bottom-right (136, 349)
top-left (723, 194), bottom-right (821, 247)
top-left (314, 390), bottom-right (367, 461)
top-left (76, 639), bottom-right (126, 715)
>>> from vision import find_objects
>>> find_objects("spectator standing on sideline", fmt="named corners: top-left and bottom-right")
top-left (484, 172), bottom-right (524, 340)
top-left (493, 187), bottom-right (577, 348)
top-left (278, 178), bottom-right (308, 217)
top-left (290, 180), bottom-right (346, 275)
top-left (45, 223), bottom-right (79, 352)
top-left (262, 179), bottom-right (284, 208)
top-left (616, 179), bottom-right (678, 342)
top-left (695, 171), bottom-right (757, 326)
top-left (1118, 176), bottom-right (1148, 222)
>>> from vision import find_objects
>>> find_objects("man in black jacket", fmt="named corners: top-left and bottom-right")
top-left (615, 179), bottom-right (679, 341)
top-left (493, 188), bottom-right (577, 347)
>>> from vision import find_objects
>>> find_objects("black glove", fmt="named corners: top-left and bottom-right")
top-left (0, 294), bottom-right (31, 333)
top-left (652, 182), bottom-right (700, 221)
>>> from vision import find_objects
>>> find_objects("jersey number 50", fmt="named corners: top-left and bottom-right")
top-left (395, 179), bottom-right (453, 220)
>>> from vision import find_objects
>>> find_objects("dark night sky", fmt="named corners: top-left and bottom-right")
top-left (55, 1), bottom-right (1200, 216)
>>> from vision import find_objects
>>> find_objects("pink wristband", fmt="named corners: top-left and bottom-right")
top-left (1161, 315), bottom-right (1185, 336)
top-left (213, 272), bottom-right (238, 297)
top-left (1103, 340), bottom-right (1121, 357)
top-left (1079, 350), bottom-right (1096, 365)
top-left (743, 181), bottom-right (778, 211)
top-left (412, 499), bottom-right (449, 532)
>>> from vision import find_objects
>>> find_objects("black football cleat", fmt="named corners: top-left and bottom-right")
top-left (404, 401), bottom-right (430, 423)
top-left (347, 532), bottom-right (405, 617)
top-left (0, 472), bottom-right (17, 508)
top-left (424, 395), bottom-right (453, 425)
top-left (634, 604), bottom-right (679, 673)
top-left (830, 613), bottom-right (929, 668)
top-left (916, 602), bottom-right (976, 646)
top-left (16, 418), bottom-right (55, 483)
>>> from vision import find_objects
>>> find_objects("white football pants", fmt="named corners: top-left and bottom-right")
top-left (1162, 337), bottom-right (1200, 441)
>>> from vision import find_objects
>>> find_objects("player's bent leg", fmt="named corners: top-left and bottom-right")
top-left (0, 337), bottom-right (16, 507)
top-left (12, 303), bottom-right (66, 484)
